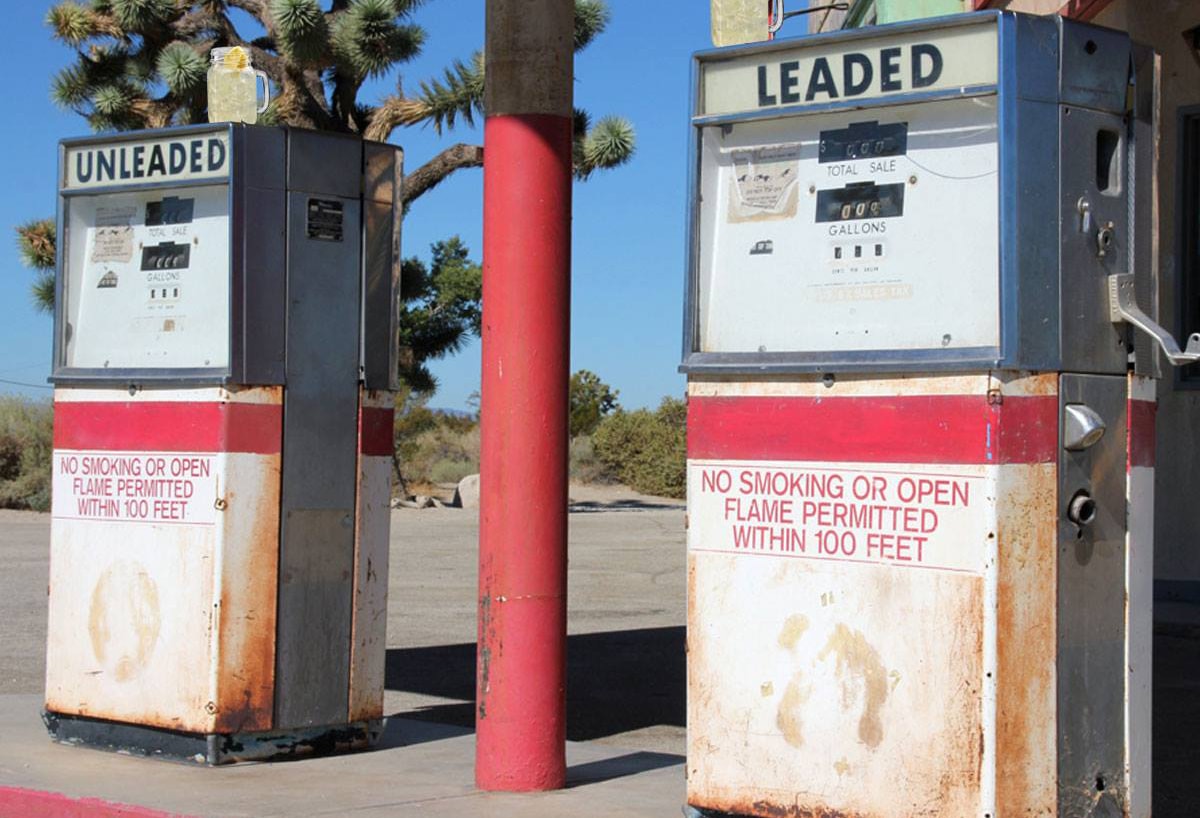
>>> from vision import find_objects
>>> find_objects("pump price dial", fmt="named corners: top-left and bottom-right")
top-left (816, 182), bottom-right (905, 223)
top-left (819, 121), bottom-right (909, 163)
top-left (141, 241), bottom-right (191, 271)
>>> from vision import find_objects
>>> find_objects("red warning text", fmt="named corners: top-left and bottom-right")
top-left (689, 462), bottom-right (988, 573)
top-left (52, 451), bottom-right (218, 525)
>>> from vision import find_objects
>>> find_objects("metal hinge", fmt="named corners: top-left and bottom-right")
top-left (1108, 273), bottom-right (1200, 365)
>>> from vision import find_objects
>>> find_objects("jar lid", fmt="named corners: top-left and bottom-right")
top-left (210, 46), bottom-right (250, 69)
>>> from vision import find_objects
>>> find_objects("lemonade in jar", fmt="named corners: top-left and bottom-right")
top-left (207, 47), bottom-right (270, 124)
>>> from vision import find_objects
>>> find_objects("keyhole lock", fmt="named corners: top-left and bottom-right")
top-left (1067, 490), bottom-right (1098, 528)
top-left (1077, 196), bottom-right (1092, 233)
top-left (1096, 222), bottom-right (1115, 258)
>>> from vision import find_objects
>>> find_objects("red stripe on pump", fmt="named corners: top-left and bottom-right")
top-left (360, 406), bottom-right (395, 457)
top-left (687, 394), bottom-right (1058, 465)
top-left (53, 401), bottom-right (282, 455)
top-left (1128, 398), bottom-right (1156, 469)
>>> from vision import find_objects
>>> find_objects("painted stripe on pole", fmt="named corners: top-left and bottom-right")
top-left (53, 401), bottom-right (282, 454)
top-left (687, 394), bottom-right (1058, 465)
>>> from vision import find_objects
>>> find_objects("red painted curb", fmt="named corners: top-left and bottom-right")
top-left (0, 786), bottom-right (189, 818)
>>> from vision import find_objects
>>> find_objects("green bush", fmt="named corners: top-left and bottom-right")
top-left (0, 397), bottom-right (54, 511)
top-left (398, 412), bottom-right (480, 488)
top-left (568, 434), bottom-right (616, 484)
top-left (592, 396), bottom-right (686, 498)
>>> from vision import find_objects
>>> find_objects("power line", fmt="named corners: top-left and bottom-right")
top-left (0, 376), bottom-right (51, 388)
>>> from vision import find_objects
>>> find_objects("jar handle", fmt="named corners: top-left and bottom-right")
top-left (255, 70), bottom-right (271, 115)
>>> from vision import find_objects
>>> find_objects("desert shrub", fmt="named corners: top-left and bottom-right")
top-left (0, 397), bottom-right (54, 511)
top-left (569, 434), bottom-right (616, 484)
top-left (592, 396), bottom-right (686, 498)
top-left (429, 457), bottom-right (478, 484)
top-left (402, 417), bottom-right (480, 487)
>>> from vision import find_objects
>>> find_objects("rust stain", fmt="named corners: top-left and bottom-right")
top-left (214, 447), bottom-right (281, 733)
top-left (817, 624), bottom-right (888, 749)
top-left (697, 795), bottom-right (869, 818)
top-left (760, 681), bottom-right (774, 697)
top-left (776, 671), bottom-right (809, 748)
top-left (777, 613), bottom-right (809, 650)
top-left (88, 561), bottom-right (161, 683)
top-left (994, 463), bottom-right (1058, 815)
top-left (833, 758), bottom-right (851, 777)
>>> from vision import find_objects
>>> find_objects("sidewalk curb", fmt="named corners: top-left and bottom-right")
top-left (0, 786), bottom-right (189, 818)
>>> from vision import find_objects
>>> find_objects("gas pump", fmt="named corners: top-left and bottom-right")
top-left (683, 12), bottom-right (1190, 817)
top-left (44, 124), bottom-right (401, 764)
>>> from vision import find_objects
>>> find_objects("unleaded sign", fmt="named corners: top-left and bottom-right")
top-left (64, 132), bottom-right (231, 190)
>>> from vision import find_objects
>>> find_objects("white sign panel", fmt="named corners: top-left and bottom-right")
top-left (64, 131), bottom-right (230, 191)
top-left (696, 95), bottom-right (999, 354)
top-left (687, 460), bottom-right (993, 574)
top-left (63, 185), bottom-right (231, 370)
top-left (701, 23), bottom-right (998, 117)
top-left (52, 450), bottom-right (218, 526)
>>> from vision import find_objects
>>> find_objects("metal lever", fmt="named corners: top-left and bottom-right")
top-left (768, 0), bottom-right (785, 34)
top-left (768, 2), bottom-right (851, 35)
top-left (1108, 273), bottom-right (1200, 365)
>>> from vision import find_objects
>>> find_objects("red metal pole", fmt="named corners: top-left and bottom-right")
top-left (476, 0), bottom-right (573, 792)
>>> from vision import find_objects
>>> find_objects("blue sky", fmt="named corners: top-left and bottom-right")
top-left (0, 2), bottom-right (804, 410)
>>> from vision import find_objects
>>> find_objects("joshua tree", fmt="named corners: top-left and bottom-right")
top-left (41, 0), bottom-right (635, 207)
top-left (23, 0), bottom-right (635, 388)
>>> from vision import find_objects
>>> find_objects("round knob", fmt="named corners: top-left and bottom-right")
top-left (1068, 491), bottom-right (1097, 527)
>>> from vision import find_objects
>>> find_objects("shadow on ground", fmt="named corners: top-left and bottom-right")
top-left (1153, 629), bottom-right (1200, 817)
top-left (385, 626), bottom-right (685, 743)
top-left (568, 499), bottom-right (685, 513)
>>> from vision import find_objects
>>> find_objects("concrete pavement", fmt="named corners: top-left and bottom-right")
top-left (2, 490), bottom-right (1199, 816)
top-left (0, 489), bottom-right (690, 817)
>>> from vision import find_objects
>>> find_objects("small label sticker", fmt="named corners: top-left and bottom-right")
top-left (91, 226), bottom-right (135, 264)
top-left (307, 198), bottom-right (344, 242)
top-left (728, 145), bottom-right (801, 223)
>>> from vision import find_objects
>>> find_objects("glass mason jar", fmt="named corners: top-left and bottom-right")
top-left (207, 47), bottom-right (270, 124)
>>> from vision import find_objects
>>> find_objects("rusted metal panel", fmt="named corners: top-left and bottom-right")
top-left (45, 516), bottom-right (217, 732)
top-left (212, 450), bottom-right (282, 733)
top-left (994, 462), bottom-right (1058, 816)
top-left (687, 549), bottom-right (985, 817)
top-left (46, 386), bottom-right (283, 735)
top-left (349, 389), bottom-right (394, 722)
top-left (685, 372), bottom-right (1079, 817)
top-left (686, 368), bottom-right (997, 817)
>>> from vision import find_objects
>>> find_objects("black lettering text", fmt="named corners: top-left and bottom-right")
top-left (911, 43), bottom-right (943, 88)
top-left (168, 143), bottom-right (187, 174)
top-left (97, 149), bottom-right (115, 182)
top-left (132, 145), bottom-right (145, 178)
top-left (147, 144), bottom-right (166, 176)
top-left (843, 52), bottom-right (873, 97)
top-left (880, 47), bottom-right (903, 92)
top-left (207, 137), bottom-right (226, 172)
top-left (757, 64), bottom-right (777, 107)
top-left (75, 151), bottom-right (93, 184)
top-left (805, 56), bottom-right (838, 101)
top-left (780, 61), bottom-right (802, 104)
top-left (189, 140), bottom-right (203, 173)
